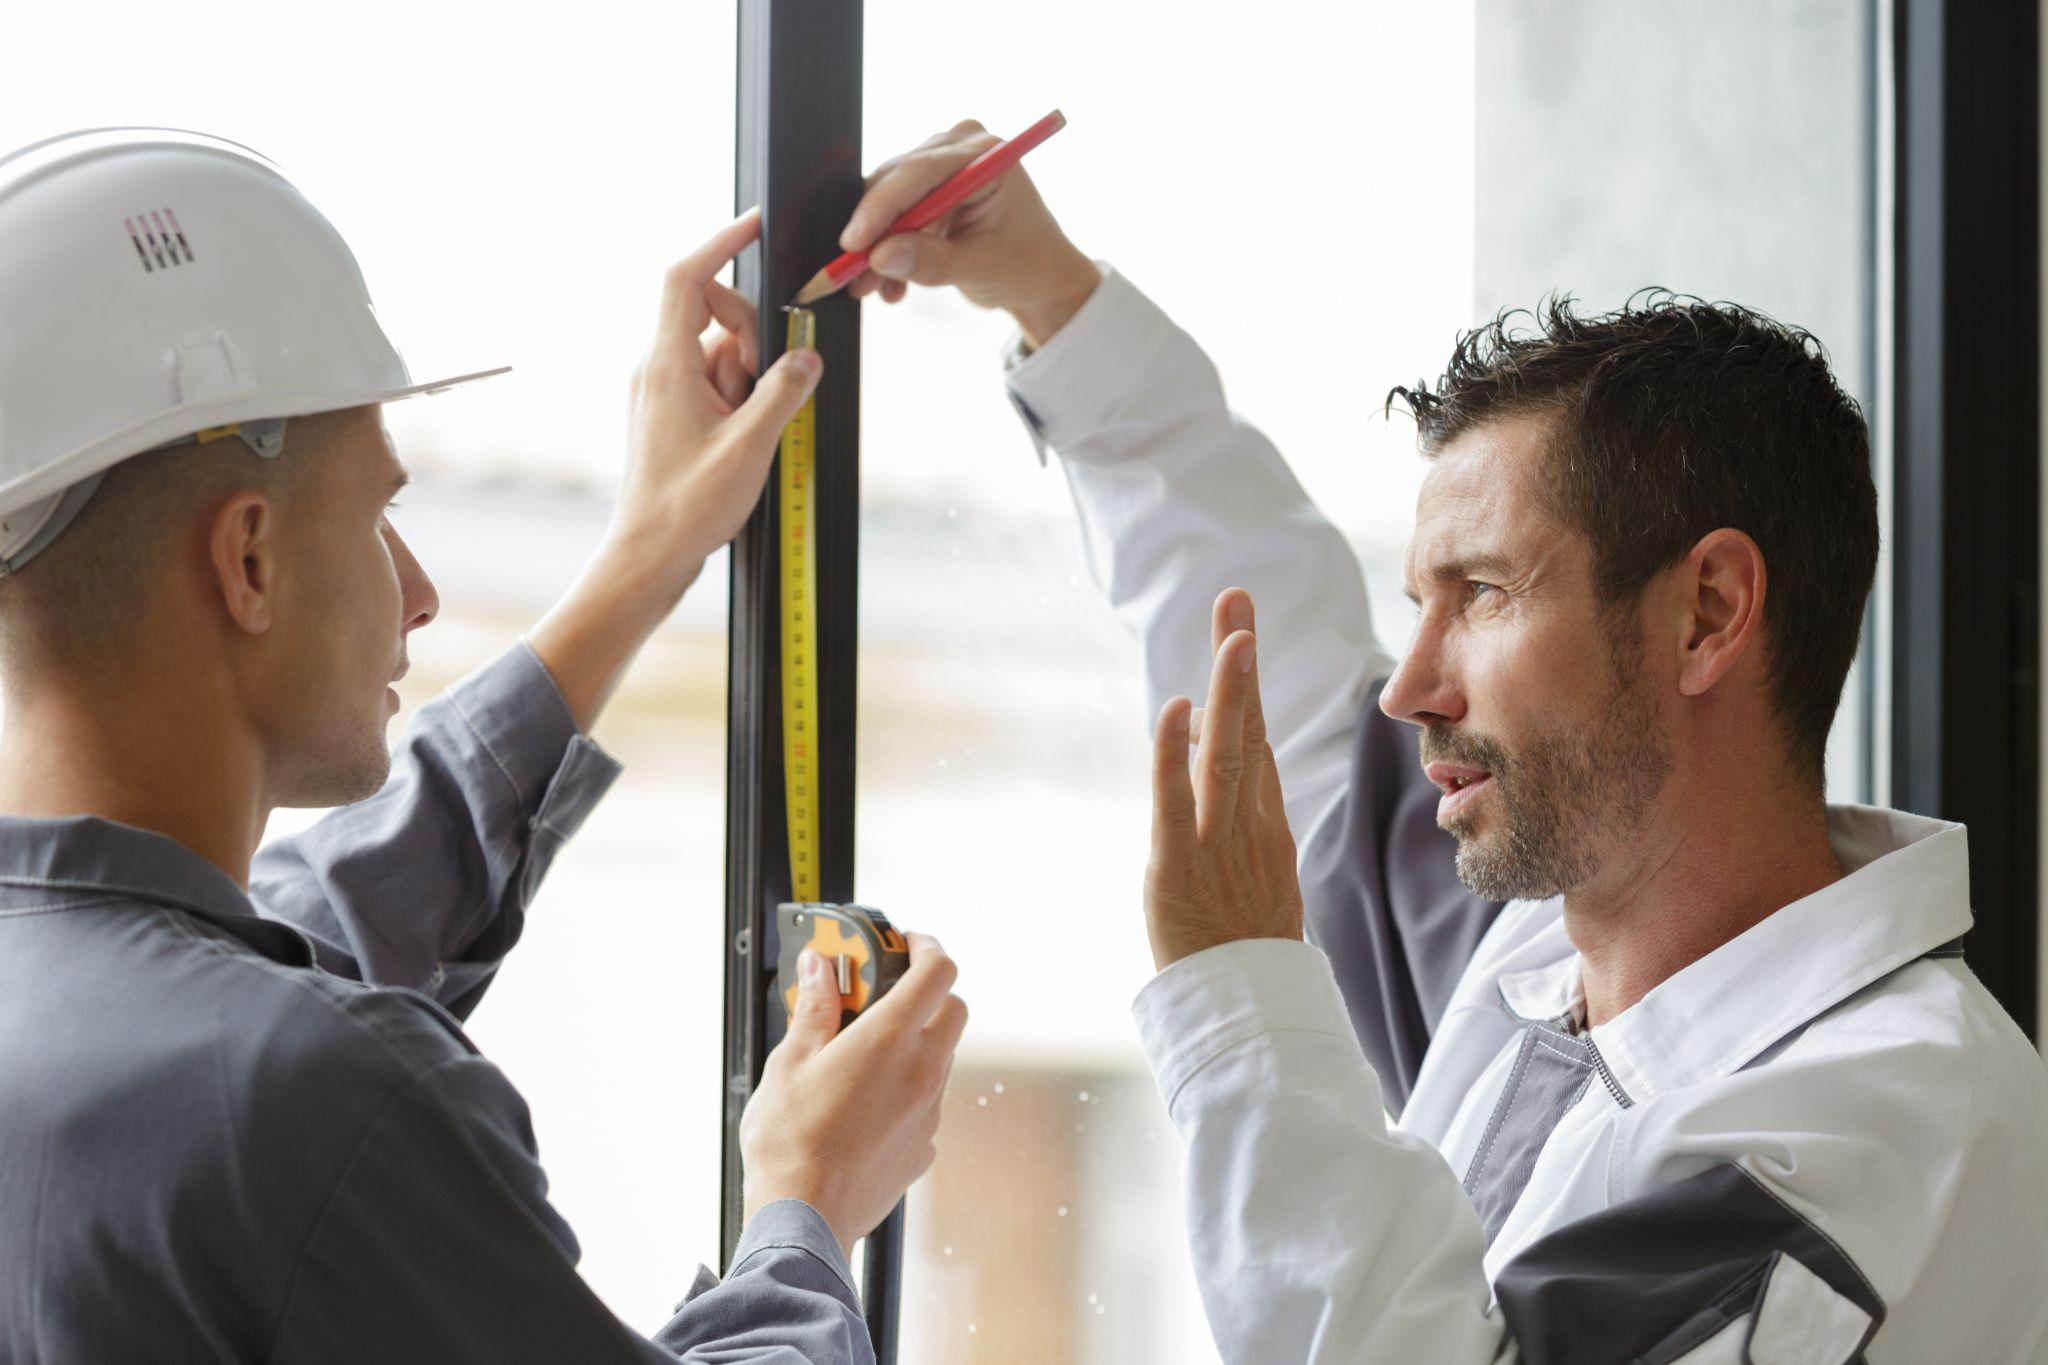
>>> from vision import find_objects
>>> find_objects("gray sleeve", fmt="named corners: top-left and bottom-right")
top-left (268, 1056), bottom-right (868, 1365)
top-left (249, 640), bottom-right (622, 1017)
top-left (1296, 679), bottom-right (1504, 1118)
top-left (651, 1203), bottom-right (874, 1364)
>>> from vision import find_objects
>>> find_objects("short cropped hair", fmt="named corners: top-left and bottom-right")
top-left (1387, 292), bottom-right (1878, 783)
top-left (0, 417), bottom-right (330, 673)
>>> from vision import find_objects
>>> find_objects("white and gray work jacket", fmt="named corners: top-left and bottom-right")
top-left (1004, 267), bottom-right (2048, 1364)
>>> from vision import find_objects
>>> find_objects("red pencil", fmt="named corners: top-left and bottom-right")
top-left (791, 109), bottom-right (1068, 306)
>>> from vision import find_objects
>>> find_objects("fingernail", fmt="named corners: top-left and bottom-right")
top-left (839, 217), bottom-right (864, 250)
top-left (800, 949), bottom-right (828, 982)
top-left (871, 241), bottom-right (914, 279)
top-left (1174, 707), bottom-right (1191, 739)
top-left (1239, 637), bottom-right (1256, 673)
top-left (1228, 596), bottom-right (1253, 630)
top-left (788, 349), bottom-right (822, 380)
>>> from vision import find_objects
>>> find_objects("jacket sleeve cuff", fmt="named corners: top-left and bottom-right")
top-left (1133, 937), bottom-right (1364, 1114)
top-left (729, 1199), bottom-right (860, 1303)
top-left (1002, 264), bottom-right (1181, 460)
top-left (446, 640), bottom-right (621, 845)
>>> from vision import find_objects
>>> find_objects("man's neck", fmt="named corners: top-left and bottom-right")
top-left (0, 686), bottom-right (267, 887)
top-left (1566, 774), bottom-right (1843, 1028)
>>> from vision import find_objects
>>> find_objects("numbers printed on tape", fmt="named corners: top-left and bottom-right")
top-left (778, 307), bottom-right (821, 903)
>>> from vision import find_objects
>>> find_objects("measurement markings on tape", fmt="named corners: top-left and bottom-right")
top-left (777, 305), bottom-right (821, 904)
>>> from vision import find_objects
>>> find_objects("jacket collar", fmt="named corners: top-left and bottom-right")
top-left (1495, 804), bottom-right (1972, 1105)
top-left (0, 814), bottom-right (314, 966)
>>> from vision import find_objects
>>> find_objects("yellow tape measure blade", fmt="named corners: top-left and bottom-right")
top-left (777, 306), bottom-right (822, 903)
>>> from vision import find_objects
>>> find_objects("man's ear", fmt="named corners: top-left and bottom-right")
top-left (207, 492), bottom-right (278, 636)
top-left (1675, 528), bottom-right (1766, 698)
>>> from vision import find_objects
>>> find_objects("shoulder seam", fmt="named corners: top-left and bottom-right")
top-left (159, 908), bottom-right (468, 1075)
top-left (1730, 1164), bottom-right (1882, 1306)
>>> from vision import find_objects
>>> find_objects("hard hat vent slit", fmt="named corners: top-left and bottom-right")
top-left (123, 207), bottom-right (193, 273)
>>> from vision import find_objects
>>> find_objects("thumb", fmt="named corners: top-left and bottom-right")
top-left (730, 347), bottom-right (822, 449)
top-left (868, 232), bottom-right (960, 287)
top-left (785, 948), bottom-right (844, 1055)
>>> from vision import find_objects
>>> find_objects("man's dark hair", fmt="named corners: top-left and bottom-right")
top-left (1387, 291), bottom-right (1877, 785)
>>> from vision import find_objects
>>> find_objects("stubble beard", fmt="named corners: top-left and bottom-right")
top-left (1430, 636), bottom-right (1674, 903)
top-left (269, 692), bottom-right (396, 810)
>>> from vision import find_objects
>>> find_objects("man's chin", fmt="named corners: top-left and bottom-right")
top-left (274, 733), bottom-right (393, 810)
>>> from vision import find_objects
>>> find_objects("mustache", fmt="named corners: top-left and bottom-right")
top-left (1419, 724), bottom-right (1512, 774)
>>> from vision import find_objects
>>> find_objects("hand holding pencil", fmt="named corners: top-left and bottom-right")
top-left (829, 112), bottom-right (1103, 349)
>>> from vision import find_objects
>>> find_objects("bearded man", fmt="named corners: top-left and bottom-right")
top-left (830, 120), bottom-right (2048, 1363)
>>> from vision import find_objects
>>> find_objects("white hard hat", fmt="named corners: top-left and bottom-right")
top-left (0, 127), bottom-right (509, 573)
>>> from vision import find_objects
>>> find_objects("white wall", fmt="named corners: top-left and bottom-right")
top-left (1473, 0), bottom-right (1879, 801)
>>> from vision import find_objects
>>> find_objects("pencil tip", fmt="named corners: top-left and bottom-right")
top-left (792, 269), bottom-right (833, 306)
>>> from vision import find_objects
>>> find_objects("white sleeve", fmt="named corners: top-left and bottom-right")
top-left (1133, 938), bottom-right (1513, 1364)
top-left (1004, 267), bottom-right (1398, 845)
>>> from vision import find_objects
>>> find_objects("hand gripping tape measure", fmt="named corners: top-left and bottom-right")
top-left (769, 306), bottom-right (909, 1029)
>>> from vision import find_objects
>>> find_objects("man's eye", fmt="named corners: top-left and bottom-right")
top-left (1467, 580), bottom-right (1497, 600)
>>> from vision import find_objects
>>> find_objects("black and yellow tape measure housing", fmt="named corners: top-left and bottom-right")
top-left (776, 902), bottom-right (910, 1031)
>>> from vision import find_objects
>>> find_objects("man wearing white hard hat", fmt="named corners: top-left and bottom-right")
top-left (0, 129), bottom-right (959, 1362)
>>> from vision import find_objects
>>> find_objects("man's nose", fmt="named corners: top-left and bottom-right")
top-left (388, 526), bottom-right (440, 633)
top-left (1379, 628), bottom-right (1463, 728)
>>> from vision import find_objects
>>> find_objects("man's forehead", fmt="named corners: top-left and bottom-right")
top-left (320, 403), bottom-right (405, 484)
top-left (1405, 412), bottom-right (1564, 589)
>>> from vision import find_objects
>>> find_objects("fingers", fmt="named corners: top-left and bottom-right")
top-left (923, 992), bottom-right (969, 1059)
top-left (872, 932), bottom-right (959, 1027)
top-left (726, 348), bottom-right (823, 451)
top-left (1152, 696), bottom-right (1197, 848)
top-left (1194, 630), bottom-right (1256, 841)
top-left (868, 231), bottom-right (962, 288)
top-left (709, 335), bottom-right (751, 410)
top-left (841, 132), bottom-right (999, 252)
top-left (1209, 587), bottom-right (1270, 751)
top-left (783, 948), bottom-right (844, 1056)
top-left (703, 280), bottom-right (760, 377)
top-left (1211, 587), bottom-right (1255, 658)
top-left (656, 208), bottom-right (764, 356)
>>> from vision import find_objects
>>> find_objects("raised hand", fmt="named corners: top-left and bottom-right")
top-left (614, 207), bottom-right (822, 589)
top-left (1144, 589), bottom-right (1305, 970)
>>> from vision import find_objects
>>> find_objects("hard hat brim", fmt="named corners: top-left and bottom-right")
top-left (382, 363), bottom-right (514, 401)
top-left (0, 363), bottom-right (513, 525)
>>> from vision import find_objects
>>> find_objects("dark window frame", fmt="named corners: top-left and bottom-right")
top-left (724, 0), bottom-right (904, 1356)
top-left (1892, 0), bottom-right (2040, 1035)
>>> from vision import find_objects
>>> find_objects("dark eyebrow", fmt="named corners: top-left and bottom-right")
top-left (1405, 553), bottom-right (1518, 606)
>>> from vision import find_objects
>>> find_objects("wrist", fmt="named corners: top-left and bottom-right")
top-left (595, 520), bottom-right (702, 615)
top-left (1008, 246), bottom-right (1101, 351)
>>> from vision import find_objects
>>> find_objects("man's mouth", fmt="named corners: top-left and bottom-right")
top-left (1424, 761), bottom-right (1492, 823)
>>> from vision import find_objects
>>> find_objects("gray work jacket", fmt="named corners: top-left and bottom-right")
top-left (0, 642), bottom-right (869, 1363)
